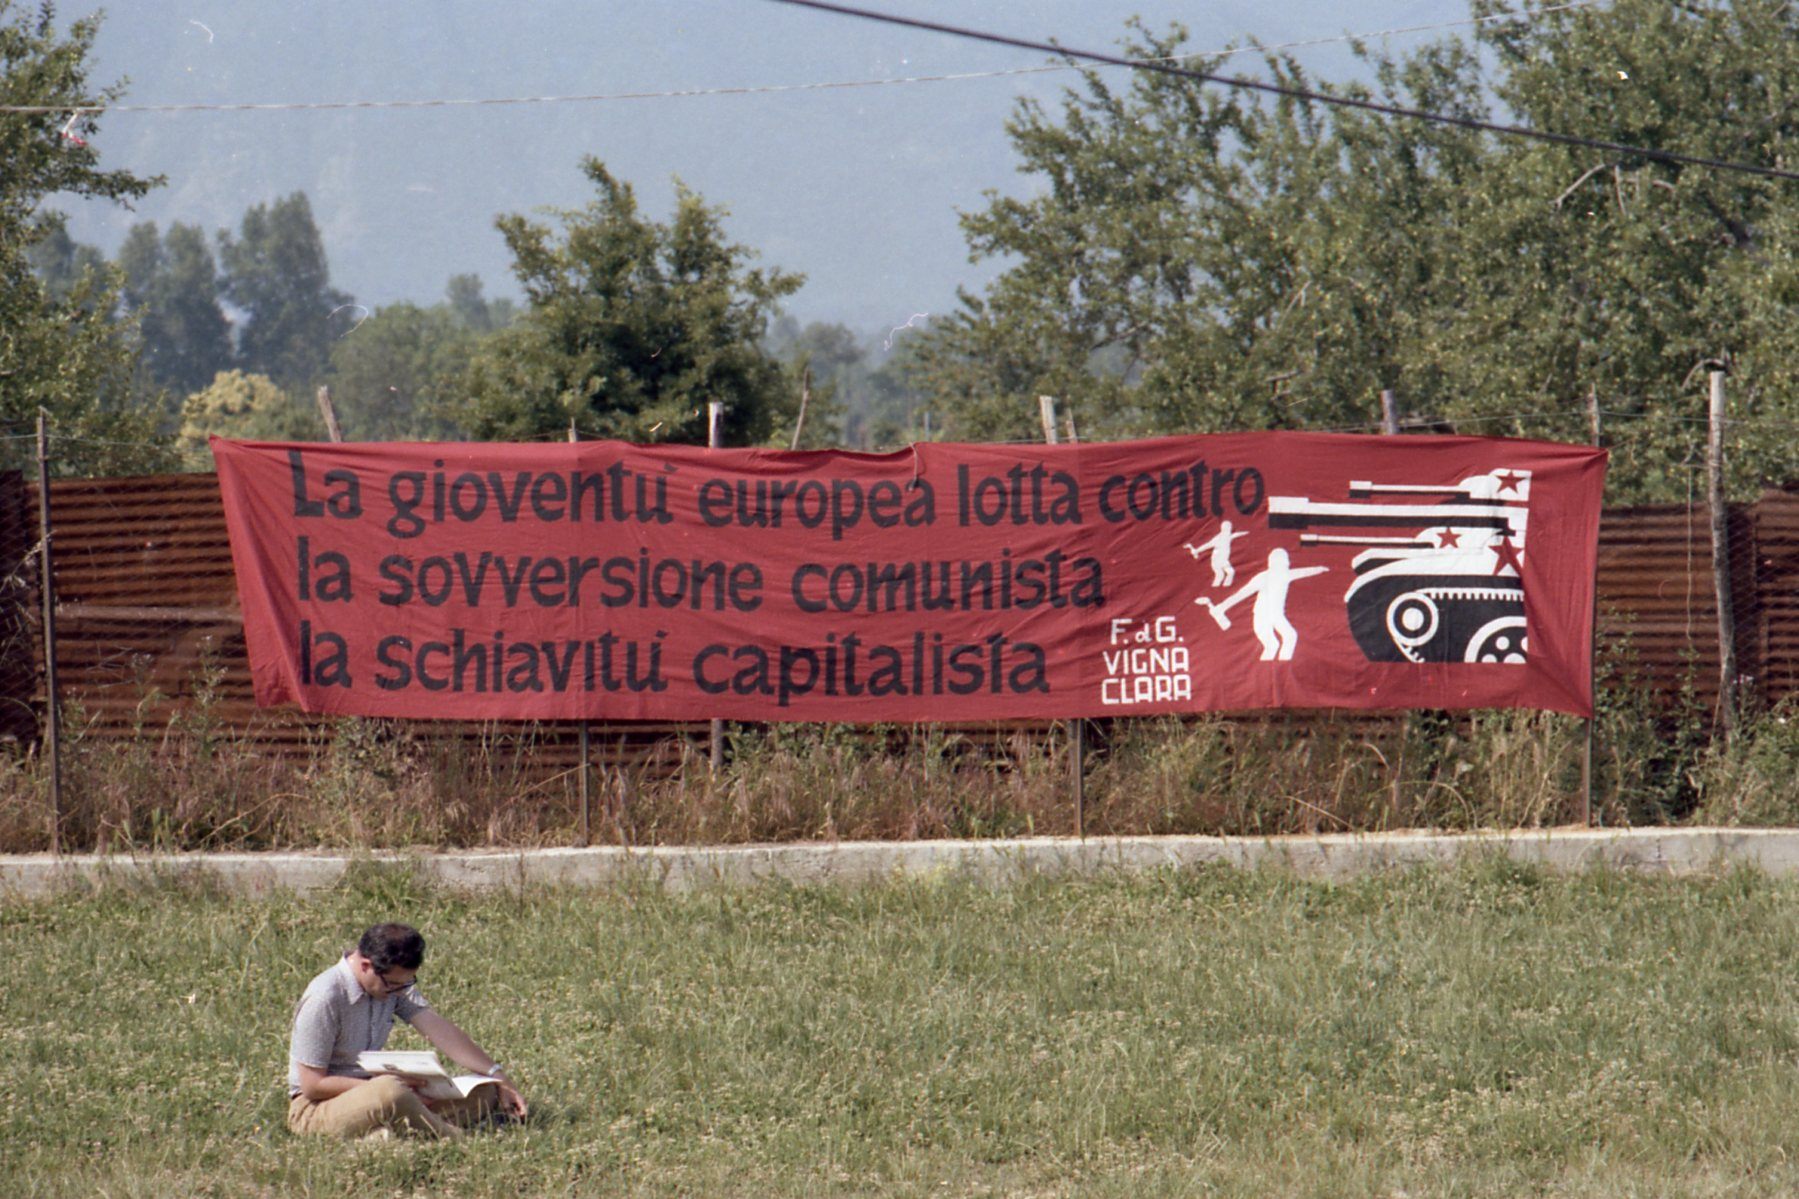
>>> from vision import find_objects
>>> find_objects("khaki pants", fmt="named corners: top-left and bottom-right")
top-left (287, 1075), bottom-right (498, 1138)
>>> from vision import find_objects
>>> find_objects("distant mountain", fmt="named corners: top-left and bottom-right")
top-left (56, 0), bottom-right (1440, 332)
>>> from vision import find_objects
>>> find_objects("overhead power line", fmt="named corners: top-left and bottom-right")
top-left (0, 1), bottom-right (1601, 116)
top-left (765, 0), bottom-right (1799, 184)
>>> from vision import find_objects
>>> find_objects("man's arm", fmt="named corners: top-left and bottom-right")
top-left (411, 1009), bottom-right (527, 1117)
top-left (289, 992), bottom-right (363, 1104)
top-left (296, 1061), bottom-right (371, 1103)
top-left (410, 1009), bottom-right (500, 1074)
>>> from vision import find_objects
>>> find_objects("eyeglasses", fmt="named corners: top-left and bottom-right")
top-left (377, 970), bottom-right (416, 993)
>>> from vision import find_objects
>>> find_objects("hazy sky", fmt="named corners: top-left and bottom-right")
top-left (60, 2), bottom-right (1458, 335)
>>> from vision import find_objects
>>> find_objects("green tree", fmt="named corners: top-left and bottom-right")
top-left (767, 318), bottom-right (860, 447)
top-left (118, 220), bottom-right (233, 405)
top-left (444, 272), bottom-right (515, 334)
top-left (912, 4), bottom-right (1799, 500)
top-left (176, 370), bottom-right (320, 467)
top-left (1448, 0), bottom-right (1799, 500)
top-left (0, 1), bottom-right (171, 476)
top-left (25, 218), bottom-right (103, 301)
top-left (457, 158), bottom-right (803, 445)
top-left (218, 192), bottom-right (352, 390)
top-left (321, 291), bottom-right (488, 441)
top-left (860, 325), bottom-right (939, 448)
top-left (908, 24), bottom-right (1486, 441)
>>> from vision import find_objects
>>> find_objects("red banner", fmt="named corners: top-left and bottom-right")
top-left (212, 433), bottom-right (1606, 721)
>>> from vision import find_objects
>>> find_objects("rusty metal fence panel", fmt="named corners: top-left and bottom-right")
top-left (23, 472), bottom-right (706, 772)
top-left (1746, 488), bottom-right (1799, 707)
top-left (1594, 504), bottom-right (1722, 703)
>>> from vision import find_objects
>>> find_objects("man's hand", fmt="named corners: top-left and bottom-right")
top-left (412, 1009), bottom-right (528, 1118)
top-left (495, 1079), bottom-right (528, 1119)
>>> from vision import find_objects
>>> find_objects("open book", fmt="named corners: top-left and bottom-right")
top-left (357, 1050), bottom-right (501, 1104)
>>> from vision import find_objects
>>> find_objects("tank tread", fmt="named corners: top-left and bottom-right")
top-left (1407, 585), bottom-right (1521, 605)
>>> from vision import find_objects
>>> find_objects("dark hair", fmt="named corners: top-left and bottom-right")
top-left (358, 923), bottom-right (425, 973)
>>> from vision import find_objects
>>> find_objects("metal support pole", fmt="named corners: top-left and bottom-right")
top-left (708, 401), bottom-right (726, 775)
top-left (1380, 387), bottom-right (1405, 818)
top-left (36, 410), bottom-right (61, 854)
top-left (1072, 719), bottom-right (1085, 839)
top-left (1065, 403), bottom-right (1089, 834)
top-left (577, 722), bottom-right (592, 848)
top-left (1580, 385), bottom-right (1600, 827)
top-left (616, 752), bottom-right (635, 843)
top-left (1579, 550), bottom-right (1599, 827)
top-left (570, 417), bottom-right (590, 845)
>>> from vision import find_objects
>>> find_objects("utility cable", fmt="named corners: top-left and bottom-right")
top-left (766, 0), bottom-right (1799, 183)
top-left (0, 0), bottom-right (1602, 116)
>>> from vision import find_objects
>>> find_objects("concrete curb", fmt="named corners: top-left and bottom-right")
top-left (4, 827), bottom-right (1799, 899)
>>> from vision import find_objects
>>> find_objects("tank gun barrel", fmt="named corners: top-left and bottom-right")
top-left (1349, 481), bottom-right (1467, 495)
top-left (1348, 472), bottom-right (1531, 502)
top-left (1269, 495), bottom-right (1521, 532)
top-left (1347, 481), bottom-right (1498, 498)
top-left (1298, 533), bottom-right (1429, 547)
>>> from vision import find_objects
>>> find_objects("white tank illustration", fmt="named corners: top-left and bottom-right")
top-left (1266, 470), bottom-right (1531, 665)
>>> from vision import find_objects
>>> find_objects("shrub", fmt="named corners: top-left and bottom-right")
top-left (1690, 698), bottom-right (1799, 826)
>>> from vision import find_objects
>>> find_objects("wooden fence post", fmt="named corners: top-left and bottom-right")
top-left (1709, 368), bottom-right (1739, 741)
top-left (315, 386), bottom-right (344, 443)
top-left (792, 366), bottom-right (811, 450)
top-left (1039, 396), bottom-right (1085, 836)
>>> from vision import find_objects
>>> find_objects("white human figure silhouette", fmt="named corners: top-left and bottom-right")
top-left (1194, 548), bottom-right (1329, 661)
top-left (1183, 521), bottom-right (1249, 587)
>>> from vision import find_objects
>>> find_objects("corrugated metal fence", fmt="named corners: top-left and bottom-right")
top-left (22, 472), bottom-right (702, 770)
top-left (7, 471), bottom-right (1796, 758)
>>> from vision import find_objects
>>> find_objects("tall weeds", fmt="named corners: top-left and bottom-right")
top-left (1691, 697), bottom-right (1799, 826)
top-left (0, 647), bottom-right (1781, 853)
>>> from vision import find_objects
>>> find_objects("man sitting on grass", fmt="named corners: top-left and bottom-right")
top-left (287, 922), bottom-right (527, 1138)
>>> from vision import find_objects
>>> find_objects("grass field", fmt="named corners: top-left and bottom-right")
top-left (7, 860), bottom-right (1799, 1197)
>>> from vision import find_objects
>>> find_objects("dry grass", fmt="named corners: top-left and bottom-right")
top-left (0, 654), bottom-right (1766, 854)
